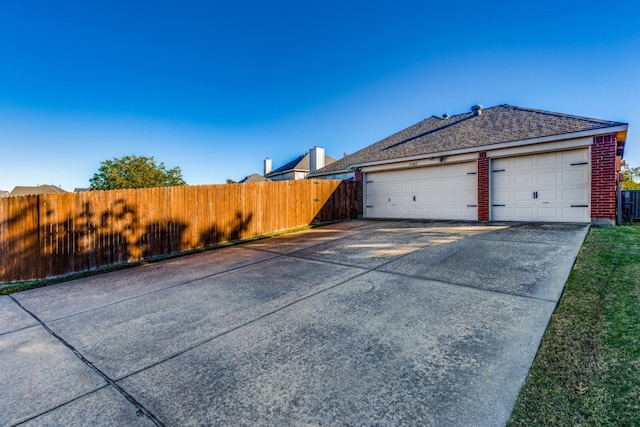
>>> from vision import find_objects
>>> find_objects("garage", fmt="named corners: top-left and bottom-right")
top-left (491, 148), bottom-right (590, 223)
top-left (365, 162), bottom-right (477, 220)
top-left (309, 104), bottom-right (626, 225)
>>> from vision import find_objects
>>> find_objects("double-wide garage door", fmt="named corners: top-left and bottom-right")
top-left (364, 148), bottom-right (591, 223)
top-left (365, 162), bottom-right (478, 220)
top-left (491, 148), bottom-right (590, 223)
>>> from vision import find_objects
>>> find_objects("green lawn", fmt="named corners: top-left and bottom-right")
top-left (509, 223), bottom-right (640, 426)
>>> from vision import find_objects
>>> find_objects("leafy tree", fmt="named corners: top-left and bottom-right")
top-left (226, 179), bottom-right (237, 184)
top-left (621, 160), bottom-right (640, 190)
top-left (89, 155), bottom-right (186, 190)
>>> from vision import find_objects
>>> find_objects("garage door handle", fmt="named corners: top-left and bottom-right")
top-left (571, 205), bottom-right (589, 208)
top-left (492, 169), bottom-right (506, 173)
top-left (467, 204), bottom-right (477, 207)
top-left (570, 162), bottom-right (588, 166)
top-left (492, 204), bottom-right (506, 207)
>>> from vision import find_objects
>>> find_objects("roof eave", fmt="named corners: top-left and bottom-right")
top-left (349, 124), bottom-right (629, 169)
top-left (307, 168), bottom-right (353, 178)
top-left (266, 168), bottom-right (309, 177)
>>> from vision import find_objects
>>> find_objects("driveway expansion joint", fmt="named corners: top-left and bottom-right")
top-left (116, 268), bottom-right (373, 382)
top-left (32, 252), bottom-right (286, 324)
top-left (9, 385), bottom-right (111, 427)
top-left (8, 295), bottom-right (166, 427)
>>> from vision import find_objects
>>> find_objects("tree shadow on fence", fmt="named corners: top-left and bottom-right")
top-left (1, 180), bottom-right (359, 284)
top-left (1, 196), bottom-right (254, 284)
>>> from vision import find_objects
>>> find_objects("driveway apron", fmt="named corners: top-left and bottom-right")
top-left (1, 220), bottom-right (588, 426)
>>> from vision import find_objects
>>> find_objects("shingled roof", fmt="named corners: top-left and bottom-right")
top-left (9, 185), bottom-right (68, 196)
top-left (308, 104), bottom-right (626, 176)
top-left (239, 173), bottom-right (271, 183)
top-left (267, 152), bottom-right (337, 177)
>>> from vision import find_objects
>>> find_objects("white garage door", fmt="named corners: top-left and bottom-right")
top-left (491, 149), bottom-right (590, 223)
top-left (365, 162), bottom-right (477, 220)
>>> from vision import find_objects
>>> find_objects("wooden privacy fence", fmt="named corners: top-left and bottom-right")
top-left (0, 180), bottom-right (359, 284)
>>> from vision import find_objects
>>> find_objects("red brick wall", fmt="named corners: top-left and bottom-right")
top-left (477, 152), bottom-right (489, 221)
top-left (354, 169), bottom-right (364, 218)
top-left (591, 135), bottom-right (617, 221)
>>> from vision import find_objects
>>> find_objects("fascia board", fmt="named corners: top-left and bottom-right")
top-left (307, 168), bottom-right (353, 178)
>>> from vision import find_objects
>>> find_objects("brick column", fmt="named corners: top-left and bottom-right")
top-left (591, 135), bottom-right (617, 225)
top-left (354, 169), bottom-right (364, 218)
top-left (477, 152), bottom-right (489, 221)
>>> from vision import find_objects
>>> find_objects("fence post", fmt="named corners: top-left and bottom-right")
top-left (617, 183), bottom-right (622, 225)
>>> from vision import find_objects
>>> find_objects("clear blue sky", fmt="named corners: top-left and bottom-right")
top-left (1, 1), bottom-right (639, 191)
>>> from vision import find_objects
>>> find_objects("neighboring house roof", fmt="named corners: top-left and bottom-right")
top-left (10, 185), bottom-right (68, 196)
top-left (308, 104), bottom-right (627, 176)
top-left (267, 152), bottom-right (337, 178)
top-left (0, 190), bottom-right (9, 198)
top-left (239, 173), bottom-right (272, 183)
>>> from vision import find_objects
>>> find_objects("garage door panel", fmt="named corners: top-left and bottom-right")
top-left (401, 182), bottom-right (415, 192)
top-left (514, 207), bottom-right (534, 219)
top-left (562, 207), bottom-right (589, 219)
top-left (366, 162), bottom-right (477, 220)
top-left (378, 182), bottom-right (402, 193)
top-left (514, 157), bottom-right (534, 168)
top-left (514, 190), bottom-right (534, 201)
top-left (427, 193), bottom-right (443, 203)
top-left (537, 171), bottom-right (558, 184)
top-left (428, 179), bottom-right (443, 190)
top-left (493, 190), bottom-right (512, 204)
top-left (562, 150), bottom-right (589, 163)
top-left (538, 189), bottom-right (558, 200)
top-left (491, 149), bottom-right (590, 223)
top-left (537, 154), bottom-right (558, 166)
top-left (514, 173), bottom-right (535, 185)
top-left (443, 193), bottom-right (459, 203)
top-left (563, 169), bottom-right (587, 183)
top-left (444, 179), bottom-right (461, 190)
top-left (460, 192), bottom-right (477, 204)
top-left (563, 188), bottom-right (588, 201)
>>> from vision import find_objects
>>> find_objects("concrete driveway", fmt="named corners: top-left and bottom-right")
top-left (1, 220), bottom-right (589, 427)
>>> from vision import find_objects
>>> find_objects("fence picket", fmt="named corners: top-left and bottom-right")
top-left (0, 180), bottom-right (357, 284)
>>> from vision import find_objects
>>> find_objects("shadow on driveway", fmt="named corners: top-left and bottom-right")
top-left (1, 219), bottom-right (588, 426)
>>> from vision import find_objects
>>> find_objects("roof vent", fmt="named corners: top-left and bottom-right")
top-left (442, 114), bottom-right (449, 119)
top-left (471, 104), bottom-right (483, 116)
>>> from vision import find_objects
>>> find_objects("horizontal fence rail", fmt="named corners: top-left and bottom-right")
top-left (0, 180), bottom-right (359, 284)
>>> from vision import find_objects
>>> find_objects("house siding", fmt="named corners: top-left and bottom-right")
top-left (591, 134), bottom-right (617, 224)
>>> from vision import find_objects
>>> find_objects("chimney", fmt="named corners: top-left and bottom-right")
top-left (309, 146), bottom-right (325, 173)
top-left (471, 104), bottom-right (483, 116)
top-left (264, 158), bottom-right (272, 176)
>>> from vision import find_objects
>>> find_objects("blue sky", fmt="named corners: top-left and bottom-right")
top-left (1, 1), bottom-right (639, 191)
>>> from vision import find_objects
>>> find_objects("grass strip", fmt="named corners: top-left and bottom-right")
top-left (509, 223), bottom-right (640, 426)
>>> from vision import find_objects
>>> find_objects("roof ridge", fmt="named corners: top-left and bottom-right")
top-left (498, 104), bottom-right (626, 125)
top-left (382, 112), bottom-right (474, 152)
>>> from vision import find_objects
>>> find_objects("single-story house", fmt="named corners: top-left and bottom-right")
top-left (239, 173), bottom-right (271, 183)
top-left (265, 146), bottom-right (337, 181)
top-left (9, 185), bottom-right (68, 197)
top-left (307, 104), bottom-right (628, 225)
